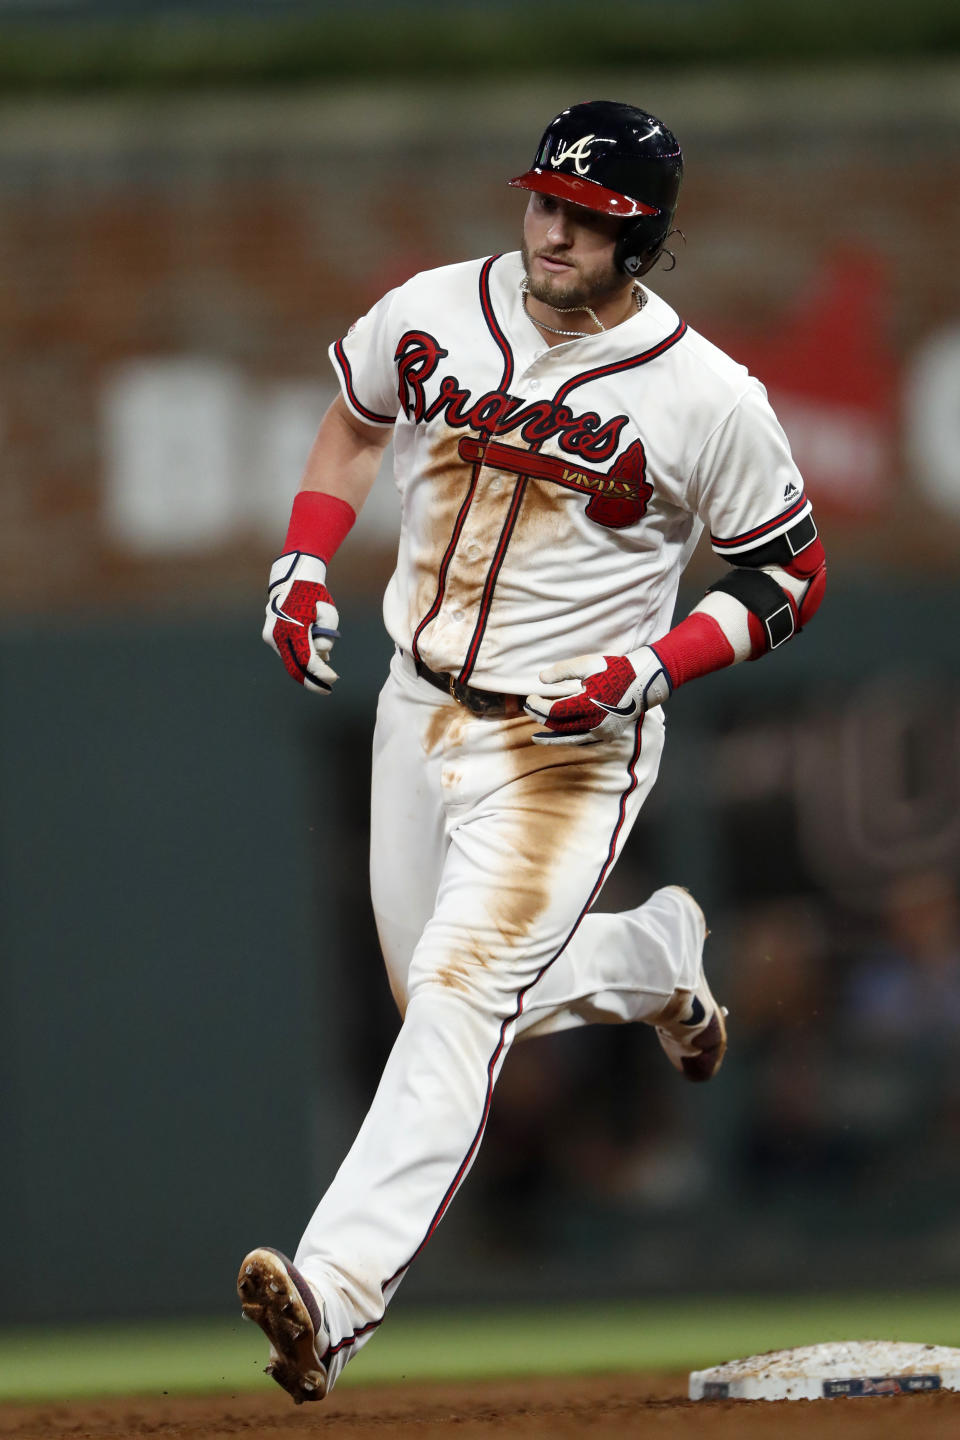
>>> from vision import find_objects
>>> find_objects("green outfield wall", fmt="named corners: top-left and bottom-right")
top-left (2, 581), bottom-right (959, 1325)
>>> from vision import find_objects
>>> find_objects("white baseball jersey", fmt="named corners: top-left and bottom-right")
top-left (331, 250), bottom-right (810, 695)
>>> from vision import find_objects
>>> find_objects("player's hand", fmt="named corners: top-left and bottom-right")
top-left (263, 552), bottom-right (340, 694)
top-left (524, 647), bottom-right (671, 745)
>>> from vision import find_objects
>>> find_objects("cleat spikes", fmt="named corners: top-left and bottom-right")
top-left (238, 1247), bottom-right (328, 1405)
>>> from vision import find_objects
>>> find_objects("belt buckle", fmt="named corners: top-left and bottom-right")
top-left (450, 675), bottom-right (475, 712)
top-left (450, 676), bottom-right (490, 716)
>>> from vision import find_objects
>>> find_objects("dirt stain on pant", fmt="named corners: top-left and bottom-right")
top-left (422, 699), bottom-right (471, 757)
top-left (432, 715), bottom-right (627, 1002)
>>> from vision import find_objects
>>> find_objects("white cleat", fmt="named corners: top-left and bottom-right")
top-left (651, 886), bottom-right (728, 1084)
top-left (236, 1247), bottom-right (329, 1404)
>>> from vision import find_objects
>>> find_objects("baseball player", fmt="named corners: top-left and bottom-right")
top-left (238, 100), bottom-right (826, 1403)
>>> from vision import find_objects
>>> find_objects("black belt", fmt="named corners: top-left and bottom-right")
top-left (412, 655), bottom-right (525, 719)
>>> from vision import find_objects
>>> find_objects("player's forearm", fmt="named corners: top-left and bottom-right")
top-left (526, 537), bottom-right (826, 744)
top-left (298, 394), bottom-right (390, 515)
top-left (644, 538), bottom-right (827, 702)
top-left (283, 395), bottom-right (392, 563)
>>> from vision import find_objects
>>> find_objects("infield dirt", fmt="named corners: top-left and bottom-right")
top-left (2, 1372), bottom-right (959, 1438)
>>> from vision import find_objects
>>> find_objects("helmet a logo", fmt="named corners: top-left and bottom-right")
top-left (549, 133), bottom-right (615, 176)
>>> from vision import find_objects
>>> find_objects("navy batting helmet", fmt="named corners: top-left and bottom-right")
top-left (508, 100), bottom-right (683, 277)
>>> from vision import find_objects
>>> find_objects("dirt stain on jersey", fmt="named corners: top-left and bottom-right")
top-left (447, 472), bottom-right (519, 615)
top-left (453, 462), bottom-right (575, 619)
top-left (411, 426), bottom-right (520, 650)
top-left (409, 427), bottom-right (475, 637)
top-left (506, 474), bottom-right (575, 565)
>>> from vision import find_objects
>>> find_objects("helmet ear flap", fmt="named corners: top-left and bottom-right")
top-left (615, 219), bottom-right (664, 277)
top-left (616, 222), bottom-right (681, 276)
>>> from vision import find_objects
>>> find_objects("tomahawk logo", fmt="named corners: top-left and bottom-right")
top-left (550, 134), bottom-right (616, 176)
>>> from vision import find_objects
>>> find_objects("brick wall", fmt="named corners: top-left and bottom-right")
top-left (2, 75), bottom-right (958, 614)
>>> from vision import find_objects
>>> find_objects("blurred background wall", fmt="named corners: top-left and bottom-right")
top-left (2, 0), bottom-right (960, 1324)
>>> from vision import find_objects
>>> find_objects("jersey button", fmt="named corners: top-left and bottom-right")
top-left (490, 477), bottom-right (503, 493)
top-left (465, 541), bottom-right (481, 561)
top-left (528, 380), bottom-right (541, 391)
top-left (452, 608), bottom-right (465, 622)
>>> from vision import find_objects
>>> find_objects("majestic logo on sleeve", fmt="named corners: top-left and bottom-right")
top-left (548, 133), bottom-right (616, 176)
top-left (395, 331), bottom-right (628, 465)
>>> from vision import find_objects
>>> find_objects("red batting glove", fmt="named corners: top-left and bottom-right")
top-left (524, 648), bottom-right (672, 745)
top-left (263, 553), bottom-right (340, 694)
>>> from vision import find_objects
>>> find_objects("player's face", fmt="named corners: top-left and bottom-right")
top-left (521, 193), bottom-right (626, 310)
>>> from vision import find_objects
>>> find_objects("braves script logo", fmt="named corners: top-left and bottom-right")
top-left (395, 331), bottom-right (628, 464)
top-left (458, 436), bottom-right (652, 530)
top-left (549, 133), bottom-right (615, 176)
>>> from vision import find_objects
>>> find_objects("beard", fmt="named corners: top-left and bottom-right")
top-left (520, 235), bottom-right (625, 312)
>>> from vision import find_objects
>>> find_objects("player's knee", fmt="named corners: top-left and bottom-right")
top-left (409, 965), bottom-right (489, 1010)
top-left (406, 950), bottom-right (514, 1020)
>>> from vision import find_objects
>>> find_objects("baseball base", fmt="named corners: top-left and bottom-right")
top-left (689, 1340), bottom-right (960, 1401)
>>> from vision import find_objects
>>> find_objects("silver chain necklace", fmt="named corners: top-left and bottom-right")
top-left (521, 278), bottom-right (645, 338)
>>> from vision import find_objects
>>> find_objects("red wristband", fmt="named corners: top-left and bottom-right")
top-left (283, 491), bottom-right (357, 563)
top-left (651, 612), bottom-right (736, 689)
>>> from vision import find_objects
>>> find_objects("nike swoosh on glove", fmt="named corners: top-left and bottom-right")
top-left (524, 647), bottom-right (672, 746)
top-left (263, 552), bottom-right (340, 694)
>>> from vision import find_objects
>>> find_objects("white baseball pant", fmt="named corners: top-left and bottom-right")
top-left (294, 650), bottom-right (703, 1388)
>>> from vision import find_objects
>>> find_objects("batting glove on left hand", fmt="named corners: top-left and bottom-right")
top-left (263, 552), bottom-right (340, 694)
top-left (524, 646), bottom-right (672, 746)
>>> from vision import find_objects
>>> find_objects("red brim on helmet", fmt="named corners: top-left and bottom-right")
top-left (508, 168), bottom-right (659, 219)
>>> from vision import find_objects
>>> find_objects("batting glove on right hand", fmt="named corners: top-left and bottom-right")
top-left (524, 646), bottom-right (672, 745)
top-left (263, 552), bottom-right (340, 694)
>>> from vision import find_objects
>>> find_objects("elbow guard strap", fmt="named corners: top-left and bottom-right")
top-left (706, 570), bottom-right (796, 650)
top-left (732, 512), bottom-right (818, 570)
